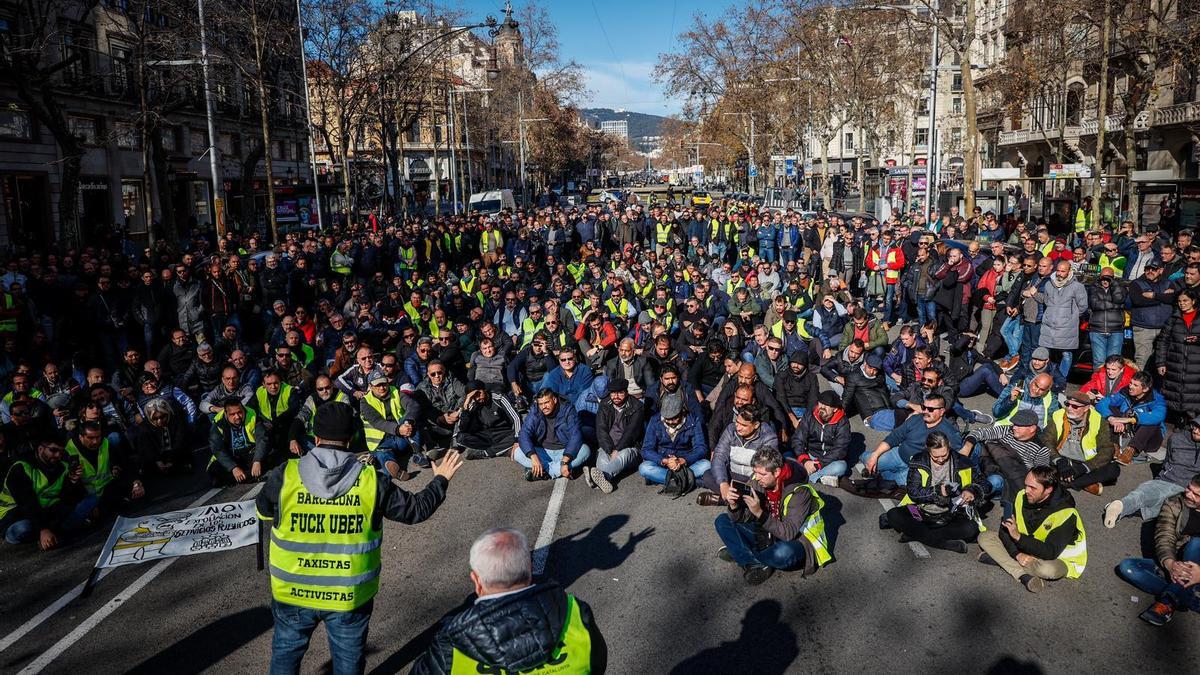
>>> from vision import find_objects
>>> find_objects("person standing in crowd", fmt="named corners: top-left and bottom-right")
top-left (257, 403), bottom-right (463, 674)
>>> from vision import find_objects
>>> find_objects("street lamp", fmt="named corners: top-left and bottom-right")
top-left (722, 112), bottom-right (756, 194)
top-left (517, 92), bottom-right (548, 207)
top-left (452, 87), bottom-right (493, 199)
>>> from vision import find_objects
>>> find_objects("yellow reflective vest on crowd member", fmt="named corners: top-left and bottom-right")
top-left (0, 461), bottom-right (67, 519)
top-left (1014, 489), bottom-right (1088, 578)
top-left (264, 460), bottom-right (382, 612)
top-left (1049, 408), bottom-right (1102, 462)
top-left (995, 391), bottom-right (1055, 427)
top-left (448, 594), bottom-right (593, 674)
top-left (784, 484), bottom-right (832, 567)
top-left (361, 389), bottom-right (405, 451)
top-left (64, 437), bottom-right (115, 496)
top-left (255, 383), bottom-right (295, 423)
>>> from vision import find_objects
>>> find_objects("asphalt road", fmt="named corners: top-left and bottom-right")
top-left (1, 392), bottom-right (1196, 674)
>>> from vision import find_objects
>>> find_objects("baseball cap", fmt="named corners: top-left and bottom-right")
top-left (865, 354), bottom-right (883, 369)
top-left (1011, 409), bottom-right (1040, 427)
top-left (368, 369), bottom-right (389, 386)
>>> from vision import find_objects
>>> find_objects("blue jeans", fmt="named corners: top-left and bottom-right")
top-left (4, 495), bottom-right (99, 544)
top-left (780, 247), bottom-right (796, 264)
top-left (808, 460), bottom-right (848, 484)
top-left (514, 445), bottom-right (593, 476)
top-left (759, 245), bottom-right (776, 263)
top-left (871, 448), bottom-right (909, 485)
top-left (714, 512), bottom-right (808, 570)
top-left (270, 599), bottom-right (372, 675)
top-left (1000, 316), bottom-right (1022, 358)
top-left (1118, 538), bottom-right (1200, 610)
top-left (917, 300), bottom-right (938, 327)
top-left (1055, 350), bottom-right (1073, 380)
top-left (371, 433), bottom-right (421, 469)
top-left (883, 284), bottom-right (898, 324)
top-left (638, 458), bottom-right (711, 484)
top-left (1119, 480), bottom-right (1186, 520)
top-left (1020, 322), bottom-right (1041, 367)
top-left (1089, 331), bottom-right (1124, 370)
top-left (985, 473), bottom-right (1006, 497)
top-left (958, 364), bottom-right (1003, 398)
top-left (865, 409), bottom-right (897, 432)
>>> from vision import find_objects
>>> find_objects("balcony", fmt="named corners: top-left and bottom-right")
top-left (998, 125), bottom-right (1084, 146)
top-left (1079, 114), bottom-right (1126, 135)
top-left (1152, 101), bottom-right (1200, 127)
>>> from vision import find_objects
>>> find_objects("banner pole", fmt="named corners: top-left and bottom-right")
top-left (79, 567), bottom-right (103, 599)
top-left (256, 519), bottom-right (265, 572)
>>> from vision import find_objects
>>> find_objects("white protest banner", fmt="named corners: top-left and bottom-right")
top-left (94, 500), bottom-right (260, 569)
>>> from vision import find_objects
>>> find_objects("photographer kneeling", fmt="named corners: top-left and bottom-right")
top-left (884, 432), bottom-right (986, 554)
top-left (712, 447), bottom-right (831, 585)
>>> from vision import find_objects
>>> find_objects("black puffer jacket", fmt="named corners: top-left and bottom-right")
top-left (1085, 278), bottom-right (1127, 334)
top-left (1153, 309), bottom-right (1200, 414)
top-left (841, 365), bottom-right (890, 419)
top-left (413, 583), bottom-right (607, 675)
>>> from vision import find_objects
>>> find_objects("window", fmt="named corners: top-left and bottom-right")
top-left (110, 43), bottom-right (132, 95)
top-left (407, 122), bottom-right (420, 144)
top-left (114, 121), bottom-right (139, 149)
top-left (68, 116), bottom-right (99, 145)
top-left (952, 96), bottom-right (963, 114)
top-left (914, 128), bottom-right (929, 146)
top-left (952, 73), bottom-right (963, 92)
top-left (844, 132), bottom-right (855, 150)
top-left (950, 127), bottom-right (963, 146)
top-left (191, 129), bottom-right (207, 155)
top-left (220, 132), bottom-right (234, 156)
top-left (917, 97), bottom-right (930, 116)
top-left (160, 127), bottom-right (178, 152)
top-left (270, 139), bottom-right (283, 159)
top-left (1066, 83), bottom-right (1085, 125)
top-left (0, 106), bottom-right (33, 140)
top-left (60, 25), bottom-right (94, 84)
top-left (434, 123), bottom-right (442, 144)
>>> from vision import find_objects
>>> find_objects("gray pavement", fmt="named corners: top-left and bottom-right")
top-left (1, 394), bottom-right (1197, 673)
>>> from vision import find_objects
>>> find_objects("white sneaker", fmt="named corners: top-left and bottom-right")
top-left (1103, 500), bottom-right (1124, 529)
top-left (591, 469), bottom-right (615, 494)
top-left (970, 410), bottom-right (994, 425)
top-left (581, 466), bottom-right (597, 490)
top-left (819, 475), bottom-right (840, 488)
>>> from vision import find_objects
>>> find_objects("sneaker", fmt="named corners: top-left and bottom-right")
top-left (524, 469), bottom-right (537, 482)
top-left (582, 466), bottom-right (597, 489)
top-left (938, 539), bottom-right (968, 554)
top-left (878, 512), bottom-right (892, 530)
top-left (591, 468), bottom-right (615, 494)
top-left (1138, 601), bottom-right (1174, 626)
top-left (743, 564), bottom-right (775, 585)
top-left (1103, 500), bottom-right (1124, 529)
top-left (999, 355), bottom-right (1021, 372)
top-left (818, 475), bottom-right (841, 488)
top-left (717, 546), bottom-right (735, 563)
top-left (970, 410), bottom-right (994, 425)
top-left (1019, 574), bottom-right (1044, 593)
top-left (1083, 483), bottom-right (1103, 496)
top-left (463, 448), bottom-right (490, 460)
top-left (977, 551), bottom-right (999, 567)
top-left (695, 491), bottom-right (723, 506)
top-left (411, 453), bottom-right (431, 468)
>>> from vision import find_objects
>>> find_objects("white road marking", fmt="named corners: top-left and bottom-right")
top-left (877, 498), bottom-right (931, 559)
top-left (531, 478), bottom-right (569, 576)
top-left (4, 483), bottom-right (261, 668)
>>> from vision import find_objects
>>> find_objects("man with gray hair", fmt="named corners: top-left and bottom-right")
top-left (413, 528), bottom-right (607, 674)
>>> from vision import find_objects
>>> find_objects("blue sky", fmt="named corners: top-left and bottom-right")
top-left (449, 1), bottom-right (732, 116)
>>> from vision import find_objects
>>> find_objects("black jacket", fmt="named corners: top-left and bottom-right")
top-left (789, 408), bottom-right (850, 466)
top-left (904, 451), bottom-right (985, 505)
top-left (841, 365), bottom-right (890, 419)
top-left (412, 583), bottom-right (607, 675)
top-left (595, 396), bottom-right (646, 454)
top-left (774, 365), bottom-right (820, 413)
top-left (1085, 278), bottom-right (1128, 334)
top-left (1153, 309), bottom-right (1200, 413)
top-left (1000, 487), bottom-right (1081, 562)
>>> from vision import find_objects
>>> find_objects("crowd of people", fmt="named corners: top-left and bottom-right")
top-left (2, 194), bottom-right (1199, 640)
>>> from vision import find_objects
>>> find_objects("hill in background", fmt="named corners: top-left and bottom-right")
top-left (581, 108), bottom-right (667, 139)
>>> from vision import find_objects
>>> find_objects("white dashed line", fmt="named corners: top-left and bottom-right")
top-left (532, 478), bottom-right (569, 576)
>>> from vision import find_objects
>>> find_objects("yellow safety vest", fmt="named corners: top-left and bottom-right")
top-left (255, 383), bottom-right (294, 423)
top-left (361, 390), bottom-right (405, 451)
top-left (1050, 408), bottom-right (1102, 462)
top-left (65, 438), bottom-right (114, 495)
top-left (0, 293), bottom-right (15, 332)
top-left (1097, 252), bottom-right (1126, 276)
top-left (1038, 241), bottom-right (1055, 257)
top-left (1014, 489), bottom-right (1088, 578)
top-left (480, 230), bottom-right (503, 254)
top-left (567, 262), bottom-right (587, 284)
top-left (604, 297), bottom-right (629, 319)
top-left (1074, 208), bottom-right (1092, 233)
top-left (996, 391), bottom-right (1055, 427)
top-left (520, 317), bottom-right (545, 348)
top-left (781, 484), bottom-right (832, 567)
top-left (265, 460), bottom-right (382, 611)
top-left (330, 252), bottom-right (351, 276)
top-left (656, 222), bottom-right (672, 244)
top-left (450, 593), bottom-right (592, 674)
top-left (901, 463), bottom-right (987, 531)
top-left (770, 319), bottom-right (812, 341)
top-left (208, 410), bottom-right (259, 467)
top-left (0, 461), bottom-right (67, 519)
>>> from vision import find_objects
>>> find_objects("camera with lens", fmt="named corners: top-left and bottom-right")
top-left (943, 482), bottom-right (963, 498)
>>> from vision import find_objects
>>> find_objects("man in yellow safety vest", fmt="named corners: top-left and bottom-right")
top-left (257, 403), bottom-right (463, 674)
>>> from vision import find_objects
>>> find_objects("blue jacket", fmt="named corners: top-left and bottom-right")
top-left (882, 336), bottom-right (926, 378)
top-left (756, 224), bottom-right (778, 249)
top-left (518, 397), bottom-right (583, 459)
top-left (539, 365), bottom-right (595, 405)
top-left (776, 224), bottom-right (801, 249)
top-left (1126, 276), bottom-right (1175, 328)
top-left (641, 412), bottom-right (709, 466)
top-left (404, 352), bottom-right (429, 387)
top-left (1096, 389), bottom-right (1167, 435)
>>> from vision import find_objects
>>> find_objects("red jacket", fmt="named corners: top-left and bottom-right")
top-left (574, 320), bottom-right (617, 349)
top-left (1079, 363), bottom-right (1134, 397)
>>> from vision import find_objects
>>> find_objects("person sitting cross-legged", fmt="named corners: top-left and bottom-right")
top-left (639, 393), bottom-right (709, 487)
top-left (883, 431), bottom-right (985, 554)
top-left (584, 378), bottom-right (646, 493)
top-left (713, 446), bottom-right (832, 585)
top-left (1117, 474), bottom-right (1200, 626)
top-left (788, 390), bottom-right (850, 487)
top-left (514, 388), bottom-right (591, 482)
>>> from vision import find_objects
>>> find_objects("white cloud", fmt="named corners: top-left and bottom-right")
top-left (581, 61), bottom-right (681, 115)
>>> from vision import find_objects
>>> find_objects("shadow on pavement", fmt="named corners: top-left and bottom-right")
top-left (542, 514), bottom-right (655, 589)
top-left (366, 593), bottom-right (473, 675)
top-left (986, 656), bottom-right (1044, 674)
top-left (668, 599), bottom-right (798, 675)
top-left (819, 492), bottom-right (848, 554)
top-left (126, 606), bottom-right (273, 675)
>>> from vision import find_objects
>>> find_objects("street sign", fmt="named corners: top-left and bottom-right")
top-left (748, 165), bottom-right (758, 177)
top-left (785, 159), bottom-right (795, 177)
top-left (1048, 163), bottom-right (1093, 179)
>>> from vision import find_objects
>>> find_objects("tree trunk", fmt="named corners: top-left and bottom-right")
top-left (960, 0), bottom-right (979, 216)
top-left (1126, 132), bottom-right (1139, 229)
top-left (150, 130), bottom-right (179, 245)
top-left (257, 77), bottom-right (278, 244)
top-left (821, 133), bottom-right (833, 210)
top-left (240, 141), bottom-right (264, 230)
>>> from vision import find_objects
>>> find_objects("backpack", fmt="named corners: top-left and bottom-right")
top-left (659, 466), bottom-right (697, 498)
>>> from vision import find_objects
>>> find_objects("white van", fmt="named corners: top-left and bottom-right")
top-left (468, 189), bottom-right (516, 214)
